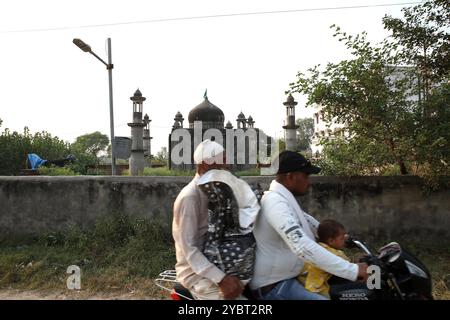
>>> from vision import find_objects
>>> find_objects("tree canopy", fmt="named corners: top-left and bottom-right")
top-left (154, 147), bottom-right (168, 165)
top-left (296, 118), bottom-right (314, 152)
top-left (0, 121), bottom-right (112, 175)
top-left (0, 126), bottom-right (70, 175)
top-left (289, 0), bottom-right (449, 187)
top-left (71, 131), bottom-right (109, 158)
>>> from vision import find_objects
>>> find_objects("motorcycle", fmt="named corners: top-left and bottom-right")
top-left (155, 237), bottom-right (433, 300)
top-left (329, 237), bottom-right (433, 300)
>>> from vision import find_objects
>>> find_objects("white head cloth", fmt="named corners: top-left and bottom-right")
top-left (193, 139), bottom-right (225, 165)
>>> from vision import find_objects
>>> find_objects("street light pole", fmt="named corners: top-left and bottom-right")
top-left (73, 38), bottom-right (117, 175)
top-left (106, 38), bottom-right (116, 176)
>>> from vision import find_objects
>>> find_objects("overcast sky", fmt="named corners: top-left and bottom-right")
top-left (0, 0), bottom-right (416, 154)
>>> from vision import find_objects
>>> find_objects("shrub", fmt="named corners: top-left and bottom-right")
top-left (37, 166), bottom-right (79, 176)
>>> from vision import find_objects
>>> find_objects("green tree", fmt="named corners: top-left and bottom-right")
top-left (0, 126), bottom-right (70, 175)
top-left (66, 148), bottom-right (96, 175)
top-left (289, 0), bottom-right (449, 184)
top-left (271, 138), bottom-right (286, 152)
top-left (296, 118), bottom-right (314, 152)
top-left (291, 31), bottom-right (414, 174)
top-left (68, 132), bottom-right (109, 174)
top-left (383, 0), bottom-right (449, 102)
top-left (154, 147), bottom-right (168, 165)
top-left (71, 131), bottom-right (109, 159)
top-left (316, 135), bottom-right (398, 176)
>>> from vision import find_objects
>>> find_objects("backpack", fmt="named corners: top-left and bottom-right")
top-left (199, 180), bottom-right (256, 281)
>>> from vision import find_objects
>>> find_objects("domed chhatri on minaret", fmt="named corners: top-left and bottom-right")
top-left (129, 88), bottom-right (147, 124)
top-left (131, 88), bottom-right (146, 101)
top-left (236, 111), bottom-right (247, 129)
top-left (174, 111), bottom-right (184, 126)
top-left (247, 115), bottom-right (255, 128)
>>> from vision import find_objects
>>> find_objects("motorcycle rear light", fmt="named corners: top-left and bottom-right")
top-left (171, 290), bottom-right (182, 300)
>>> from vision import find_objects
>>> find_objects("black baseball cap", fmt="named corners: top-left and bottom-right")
top-left (275, 150), bottom-right (321, 175)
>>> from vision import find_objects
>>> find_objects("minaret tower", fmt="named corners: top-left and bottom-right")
top-left (143, 113), bottom-right (152, 167)
top-left (128, 89), bottom-right (146, 175)
top-left (282, 94), bottom-right (299, 151)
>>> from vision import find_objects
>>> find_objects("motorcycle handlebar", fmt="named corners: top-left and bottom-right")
top-left (346, 236), bottom-right (386, 270)
top-left (345, 236), bottom-right (376, 257)
top-left (345, 236), bottom-right (358, 249)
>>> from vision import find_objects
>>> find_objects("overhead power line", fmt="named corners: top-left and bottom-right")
top-left (0, 2), bottom-right (421, 34)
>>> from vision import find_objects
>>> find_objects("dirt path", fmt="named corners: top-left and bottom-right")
top-left (0, 289), bottom-right (162, 300)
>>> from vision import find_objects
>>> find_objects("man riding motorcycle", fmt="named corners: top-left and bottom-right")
top-left (249, 151), bottom-right (368, 300)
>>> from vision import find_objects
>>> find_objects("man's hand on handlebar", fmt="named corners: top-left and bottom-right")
top-left (356, 262), bottom-right (369, 282)
top-left (218, 275), bottom-right (244, 299)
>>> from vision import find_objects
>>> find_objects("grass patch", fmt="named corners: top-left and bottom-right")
top-left (0, 213), bottom-right (175, 297)
top-left (121, 167), bottom-right (195, 176)
top-left (0, 217), bottom-right (448, 299)
top-left (234, 168), bottom-right (261, 176)
top-left (142, 167), bottom-right (195, 176)
top-left (123, 166), bottom-right (262, 177)
top-left (405, 245), bottom-right (450, 300)
top-left (37, 166), bottom-right (80, 176)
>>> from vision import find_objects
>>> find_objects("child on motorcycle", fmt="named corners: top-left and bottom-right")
top-left (297, 219), bottom-right (350, 298)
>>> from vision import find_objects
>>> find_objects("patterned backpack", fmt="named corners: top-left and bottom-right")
top-left (199, 179), bottom-right (262, 282)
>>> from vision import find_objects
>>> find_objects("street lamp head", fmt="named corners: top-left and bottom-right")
top-left (73, 38), bottom-right (91, 53)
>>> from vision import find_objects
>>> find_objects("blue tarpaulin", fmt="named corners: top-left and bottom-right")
top-left (27, 153), bottom-right (47, 170)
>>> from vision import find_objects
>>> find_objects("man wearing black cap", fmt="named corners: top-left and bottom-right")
top-left (249, 150), bottom-right (368, 300)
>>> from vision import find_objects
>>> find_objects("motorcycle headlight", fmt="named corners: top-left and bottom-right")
top-left (405, 260), bottom-right (428, 279)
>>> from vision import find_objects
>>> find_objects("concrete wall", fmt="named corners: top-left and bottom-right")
top-left (0, 176), bottom-right (449, 244)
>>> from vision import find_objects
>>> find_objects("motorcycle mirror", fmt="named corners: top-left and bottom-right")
top-left (378, 242), bottom-right (402, 262)
top-left (388, 252), bottom-right (401, 263)
top-left (344, 236), bottom-right (357, 248)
